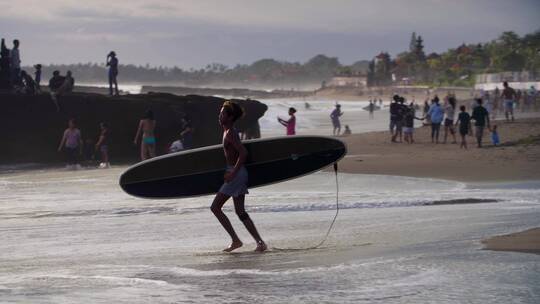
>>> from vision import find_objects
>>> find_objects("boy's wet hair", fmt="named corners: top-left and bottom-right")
top-left (476, 98), bottom-right (483, 105)
top-left (460, 105), bottom-right (466, 111)
top-left (223, 101), bottom-right (244, 122)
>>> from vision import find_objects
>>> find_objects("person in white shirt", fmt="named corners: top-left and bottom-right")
top-left (443, 96), bottom-right (457, 144)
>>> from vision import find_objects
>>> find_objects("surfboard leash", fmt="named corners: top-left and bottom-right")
top-left (308, 162), bottom-right (340, 249)
top-left (272, 162), bottom-right (340, 251)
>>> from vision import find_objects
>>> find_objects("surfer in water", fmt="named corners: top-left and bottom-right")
top-left (211, 101), bottom-right (267, 252)
top-left (133, 110), bottom-right (156, 160)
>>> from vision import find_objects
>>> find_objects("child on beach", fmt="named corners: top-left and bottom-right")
top-left (343, 125), bottom-right (352, 136)
top-left (403, 106), bottom-right (424, 144)
top-left (455, 105), bottom-right (471, 149)
top-left (211, 101), bottom-right (267, 252)
top-left (278, 107), bottom-right (297, 135)
top-left (491, 125), bottom-right (500, 146)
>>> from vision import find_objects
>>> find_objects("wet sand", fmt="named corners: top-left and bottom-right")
top-left (333, 117), bottom-right (540, 255)
top-left (482, 228), bottom-right (540, 255)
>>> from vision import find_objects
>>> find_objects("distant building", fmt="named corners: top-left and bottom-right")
top-left (327, 75), bottom-right (368, 88)
top-left (475, 71), bottom-right (539, 90)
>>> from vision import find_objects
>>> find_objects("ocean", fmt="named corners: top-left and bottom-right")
top-left (1, 167), bottom-right (539, 303)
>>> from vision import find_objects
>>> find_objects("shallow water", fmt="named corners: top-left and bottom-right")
top-left (1, 167), bottom-right (539, 303)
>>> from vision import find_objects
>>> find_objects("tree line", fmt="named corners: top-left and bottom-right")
top-left (27, 29), bottom-right (539, 88)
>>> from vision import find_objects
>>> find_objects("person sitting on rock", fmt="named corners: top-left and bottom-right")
top-left (48, 70), bottom-right (65, 92)
top-left (20, 70), bottom-right (37, 95)
top-left (56, 70), bottom-right (75, 95)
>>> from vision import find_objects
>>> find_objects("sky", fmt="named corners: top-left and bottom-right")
top-left (1, 0), bottom-right (539, 69)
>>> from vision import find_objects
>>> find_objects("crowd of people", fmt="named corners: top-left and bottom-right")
top-left (481, 82), bottom-right (538, 122)
top-left (392, 81), bottom-right (538, 149)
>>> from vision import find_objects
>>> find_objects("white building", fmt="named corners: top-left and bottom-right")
top-left (327, 76), bottom-right (368, 88)
top-left (475, 71), bottom-right (539, 91)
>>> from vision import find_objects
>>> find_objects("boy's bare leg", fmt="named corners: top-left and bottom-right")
top-left (211, 192), bottom-right (243, 252)
top-left (233, 195), bottom-right (266, 252)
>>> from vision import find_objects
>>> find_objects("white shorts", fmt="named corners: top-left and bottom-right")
top-left (219, 166), bottom-right (249, 197)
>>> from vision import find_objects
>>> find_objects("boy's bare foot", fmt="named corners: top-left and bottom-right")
top-left (223, 241), bottom-right (243, 252)
top-left (254, 241), bottom-right (267, 252)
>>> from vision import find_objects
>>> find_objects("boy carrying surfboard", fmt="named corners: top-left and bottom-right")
top-left (211, 101), bottom-right (267, 252)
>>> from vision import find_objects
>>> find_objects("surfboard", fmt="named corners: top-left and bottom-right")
top-left (362, 105), bottom-right (381, 111)
top-left (119, 136), bottom-right (347, 199)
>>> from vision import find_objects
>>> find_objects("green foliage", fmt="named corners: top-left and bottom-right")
top-left (392, 29), bottom-right (540, 87)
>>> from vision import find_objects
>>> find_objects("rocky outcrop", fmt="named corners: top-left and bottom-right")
top-left (141, 85), bottom-right (312, 99)
top-left (0, 92), bottom-right (267, 164)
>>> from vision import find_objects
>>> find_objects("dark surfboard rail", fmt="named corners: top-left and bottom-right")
top-left (119, 136), bottom-right (347, 199)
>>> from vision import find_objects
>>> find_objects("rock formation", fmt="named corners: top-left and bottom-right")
top-left (0, 92), bottom-right (267, 164)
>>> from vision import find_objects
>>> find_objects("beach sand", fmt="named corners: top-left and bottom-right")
top-left (332, 117), bottom-right (540, 255)
top-left (334, 117), bottom-right (540, 182)
top-left (482, 228), bottom-right (540, 255)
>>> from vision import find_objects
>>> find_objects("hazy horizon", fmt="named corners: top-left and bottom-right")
top-left (2, 0), bottom-right (539, 69)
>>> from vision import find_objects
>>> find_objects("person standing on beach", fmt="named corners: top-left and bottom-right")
top-left (106, 51), bottom-right (119, 96)
top-left (95, 122), bottom-right (110, 168)
top-left (427, 96), bottom-right (444, 144)
top-left (455, 105), bottom-right (471, 149)
top-left (278, 107), bottom-right (296, 135)
top-left (211, 101), bottom-right (267, 252)
top-left (389, 95), bottom-right (401, 142)
top-left (396, 97), bottom-right (407, 142)
top-left (330, 104), bottom-right (343, 136)
top-left (501, 81), bottom-right (516, 122)
top-left (368, 101), bottom-right (375, 119)
top-left (57, 118), bottom-right (83, 169)
top-left (443, 96), bottom-right (457, 144)
top-left (403, 105), bottom-right (423, 144)
top-left (470, 98), bottom-right (490, 148)
top-left (133, 110), bottom-right (156, 160)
